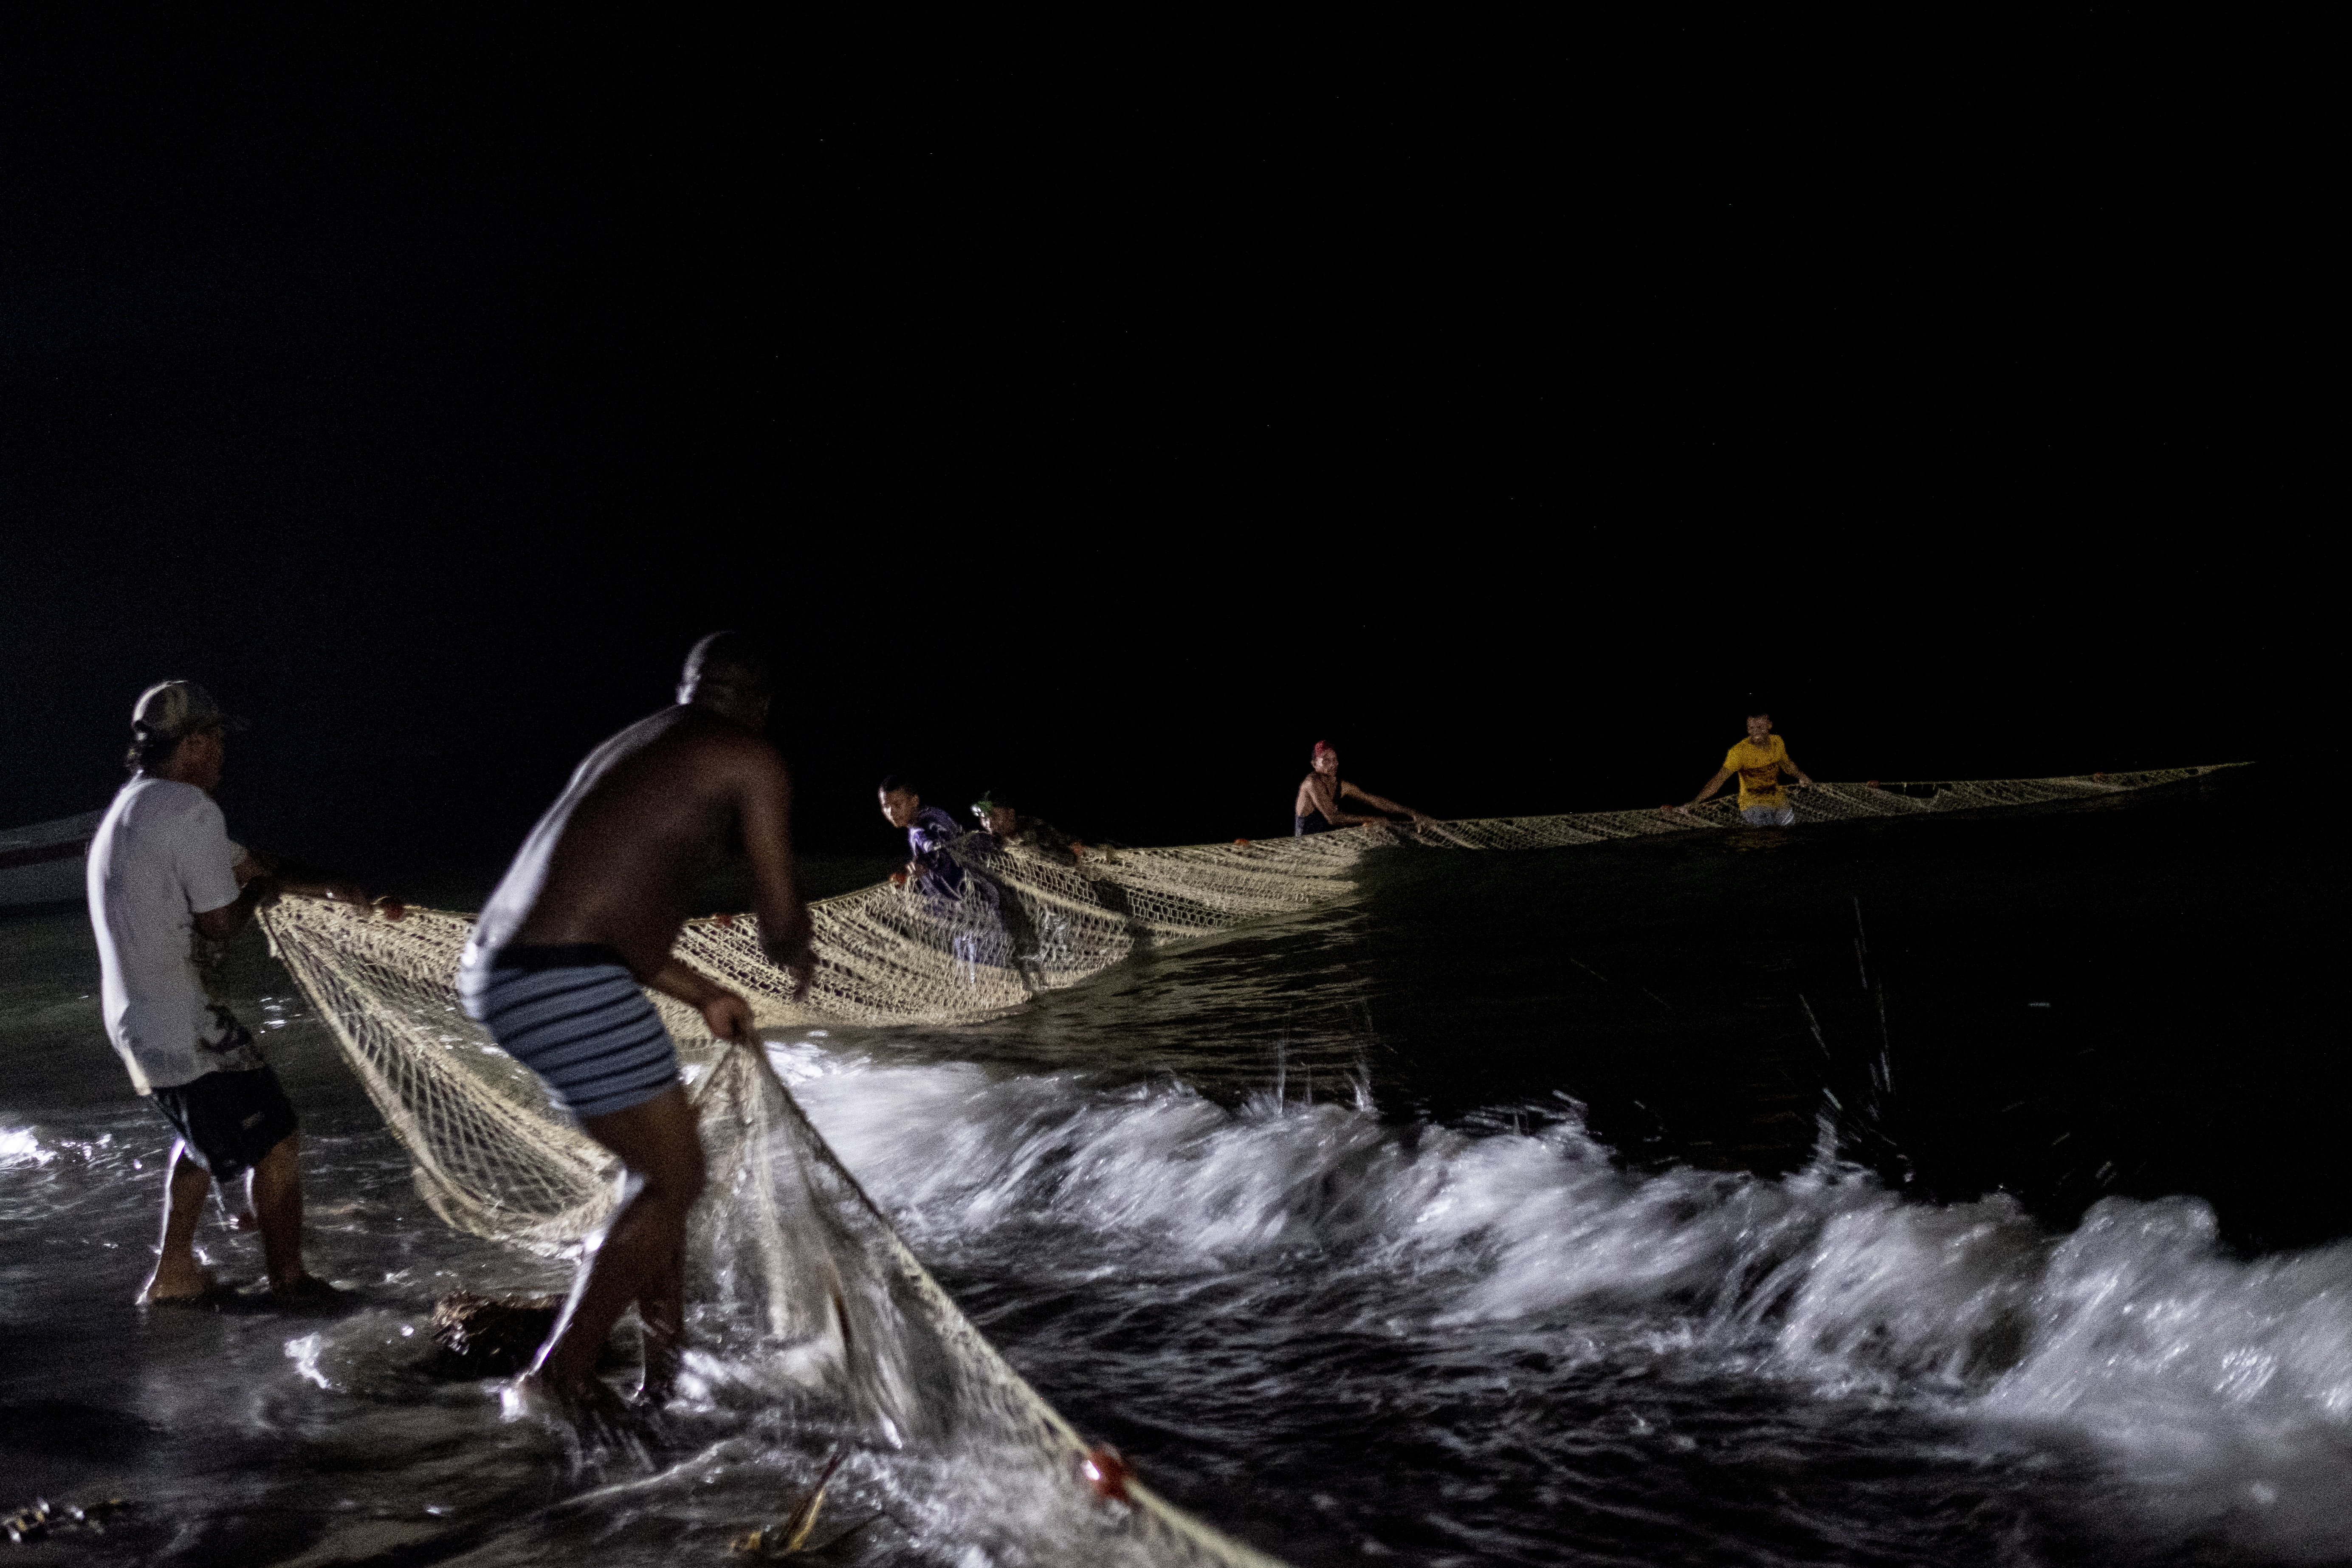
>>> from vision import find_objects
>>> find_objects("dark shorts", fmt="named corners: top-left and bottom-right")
top-left (458, 943), bottom-right (681, 1120)
top-left (1294, 813), bottom-right (1332, 837)
top-left (149, 1066), bottom-right (299, 1181)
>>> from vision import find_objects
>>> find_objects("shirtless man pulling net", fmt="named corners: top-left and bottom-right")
top-left (1294, 740), bottom-right (1434, 836)
top-left (458, 632), bottom-right (815, 1417)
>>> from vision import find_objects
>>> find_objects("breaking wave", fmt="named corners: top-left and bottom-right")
top-left (779, 1040), bottom-right (2352, 1564)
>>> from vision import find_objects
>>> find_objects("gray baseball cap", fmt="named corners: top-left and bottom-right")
top-left (131, 680), bottom-right (245, 740)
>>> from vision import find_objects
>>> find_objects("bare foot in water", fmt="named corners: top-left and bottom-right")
top-left (141, 1260), bottom-right (223, 1307)
top-left (502, 1370), bottom-right (638, 1435)
top-left (636, 1320), bottom-right (685, 1408)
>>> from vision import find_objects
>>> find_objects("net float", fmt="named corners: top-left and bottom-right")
top-left (1079, 1444), bottom-right (1131, 1502)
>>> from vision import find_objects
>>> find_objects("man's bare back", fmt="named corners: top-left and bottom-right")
top-left (475, 705), bottom-right (811, 984)
top-left (458, 634), bottom-right (812, 1418)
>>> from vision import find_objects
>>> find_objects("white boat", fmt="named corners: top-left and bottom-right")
top-left (0, 809), bottom-right (105, 907)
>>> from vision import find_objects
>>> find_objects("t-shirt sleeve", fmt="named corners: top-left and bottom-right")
top-left (176, 797), bottom-right (243, 915)
top-left (1723, 744), bottom-right (1747, 770)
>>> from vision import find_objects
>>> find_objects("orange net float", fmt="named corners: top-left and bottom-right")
top-left (712, 911), bottom-right (734, 926)
top-left (1233, 838), bottom-right (1251, 847)
top-left (888, 871), bottom-right (908, 887)
top-left (1078, 1444), bottom-right (1132, 1503)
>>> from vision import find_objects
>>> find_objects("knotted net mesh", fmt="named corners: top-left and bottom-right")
top-left (254, 765), bottom-right (2222, 1563)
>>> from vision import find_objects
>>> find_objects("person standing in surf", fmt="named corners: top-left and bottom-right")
top-left (88, 680), bottom-right (369, 1307)
top-left (1674, 705), bottom-right (1816, 826)
top-left (1294, 740), bottom-right (1434, 836)
top-left (459, 632), bottom-right (815, 1419)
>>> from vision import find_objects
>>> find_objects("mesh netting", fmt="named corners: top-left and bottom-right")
top-left (259, 894), bottom-right (1286, 1566)
top-left (669, 764), bottom-right (2226, 1027)
top-left (254, 765), bottom-right (2225, 1564)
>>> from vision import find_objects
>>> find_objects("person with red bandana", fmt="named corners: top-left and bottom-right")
top-left (1293, 741), bottom-right (1434, 837)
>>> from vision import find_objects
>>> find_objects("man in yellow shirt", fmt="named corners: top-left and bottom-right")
top-left (1676, 707), bottom-right (1814, 826)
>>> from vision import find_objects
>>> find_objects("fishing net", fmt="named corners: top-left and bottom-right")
top-left (666, 764), bottom-right (2223, 1026)
top-left (259, 893), bottom-right (1286, 1565)
top-left (254, 764), bottom-right (2224, 1564)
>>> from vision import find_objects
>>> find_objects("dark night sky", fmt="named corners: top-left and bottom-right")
top-left (2, 14), bottom-right (2323, 891)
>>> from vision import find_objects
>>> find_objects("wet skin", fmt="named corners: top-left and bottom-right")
top-left (147, 1133), bottom-right (308, 1303)
top-left (1294, 747), bottom-right (1432, 829)
top-left (474, 670), bottom-right (813, 1406)
top-left (481, 698), bottom-right (812, 984)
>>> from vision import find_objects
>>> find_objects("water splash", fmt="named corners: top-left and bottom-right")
top-left (778, 1040), bottom-right (2352, 1562)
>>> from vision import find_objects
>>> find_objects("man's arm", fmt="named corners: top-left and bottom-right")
top-left (1779, 753), bottom-right (1814, 788)
top-left (737, 748), bottom-right (816, 999)
top-left (1305, 777), bottom-right (1381, 828)
top-left (1340, 781), bottom-right (1434, 825)
top-left (234, 849), bottom-right (375, 911)
top-left (1299, 776), bottom-right (1348, 826)
top-left (648, 957), bottom-right (757, 1046)
top-left (1674, 767), bottom-right (1735, 814)
top-left (193, 872), bottom-right (285, 945)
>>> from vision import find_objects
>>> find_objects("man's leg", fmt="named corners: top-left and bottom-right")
top-left (634, 1221), bottom-right (688, 1406)
top-left (530, 1084), bottom-right (706, 1402)
top-left (143, 1141), bottom-right (214, 1302)
top-left (248, 1131), bottom-right (310, 1292)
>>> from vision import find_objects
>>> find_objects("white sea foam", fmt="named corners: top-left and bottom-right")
top-left (0, 1125), bottom-right (57, 1166)
top-left (777, 1041), bottom-right (2352, 1560)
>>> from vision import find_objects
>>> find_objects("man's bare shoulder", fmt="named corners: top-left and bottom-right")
top-left (654, 709), bottom-right (787, 778)
top-left (574, 708), bottom-right (781, 793)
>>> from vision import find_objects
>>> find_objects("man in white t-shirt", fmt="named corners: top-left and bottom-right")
top-left (87, 680), bottom-right (367, 1306)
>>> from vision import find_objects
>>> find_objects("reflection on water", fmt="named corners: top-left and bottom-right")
top-left (1, 769), bottom-right (2346, 1565)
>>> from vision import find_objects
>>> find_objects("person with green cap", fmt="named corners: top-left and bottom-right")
top-left (970, 789), bottom-right (1079, 864)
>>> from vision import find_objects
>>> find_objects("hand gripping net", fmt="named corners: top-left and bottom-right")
top-left (253, 766), bottom-right (2222, 1564)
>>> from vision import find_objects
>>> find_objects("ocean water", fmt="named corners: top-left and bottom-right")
top-left (3, 770), bottom-right (2346, 1566)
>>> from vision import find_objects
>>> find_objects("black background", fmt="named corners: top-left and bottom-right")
top-left (4, 12), bottom-right (2324, 888)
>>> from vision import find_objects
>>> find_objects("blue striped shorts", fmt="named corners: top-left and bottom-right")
top-left (459, 944), bottom-right (680, 1119)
